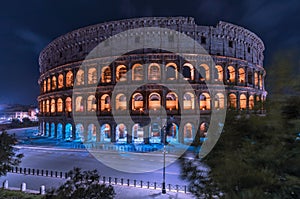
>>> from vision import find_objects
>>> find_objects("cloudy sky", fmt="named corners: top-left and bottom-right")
top-left (0, 0), bottom-right (299, 105)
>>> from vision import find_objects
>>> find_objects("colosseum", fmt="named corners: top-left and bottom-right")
top-left (37, 17), bottom-right (267, 146)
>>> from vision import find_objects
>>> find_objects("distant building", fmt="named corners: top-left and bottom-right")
top-left (38, 17), bottom-right (267, 143)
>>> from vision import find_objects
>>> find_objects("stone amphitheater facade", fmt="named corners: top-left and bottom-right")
top-left (38, 17), bottom-right (267, 145)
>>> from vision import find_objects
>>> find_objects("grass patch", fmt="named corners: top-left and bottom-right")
top-left (0, 188), bottom-right (43, 199)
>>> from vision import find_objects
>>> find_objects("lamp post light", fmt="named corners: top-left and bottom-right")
top-left (162, 125), bottom-right (167, 194)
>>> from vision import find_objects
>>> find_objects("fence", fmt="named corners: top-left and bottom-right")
top-left (8, 166), bottom-right (190, 193)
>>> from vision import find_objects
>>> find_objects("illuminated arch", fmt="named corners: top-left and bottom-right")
top-left (57, 98), bottom-right (63, 112)
top-left (214, 93), bottom-right (225, 109)
top-left (238, 68), bottom-right (245, 83)
top-left (166, 92), bottom-right (178, 110)
top-left (149, 122), bottom-right (161, 143)
top-left (116, 93), bottom-right (127, 110)
top-left (184, 123), bottom-right (194, 143)
top-left (200, 122), bottom-right (208, 137)
top-left (240, 94), bottom-right (247, 110)
top-left (132, 64), bottom-right (144, 81)
top-left (249, 95), bottom-right (255, 110)
top-left (166, 63), bottom-right (177, 80)
top-left (132, 93), bottom-right (143, 110)
top-left (43, 80), bottom-right (47, 92)
top-left (166, 123), bottom-right (178, 143)
top-left (87, 124), bottom-right (97, 142)
top-left (183, 92), bottom-right (195, 110)
top-left (199, 64), bottom-right (210, 81)
top-left (47, 78), bottom-right (51, 91)
top-left (227, 66), bottom-right (235, 83)
top-left (182, 63), bottom-right (194, 80)
top-left (58, 74), bottom-right (64, 88)
top-left (101, 66), bottom-right (112, 83)
top-left (75, 123), bottom-right (84, 142)
top-left (148, 63), bottom-right (161, 80)
top-left (149, 92), bottom-right (161, 110)
top-left (46, 100), bottom-right (50, 113)
top-left (215, 65), bottom-right (223, 81)
top-left (100, 94), bottom-right (111, 111)
top-left (116, 65), bottom-right (127, 82)
top-left (65, 123), bottom-right (72, 141)
top-left (76, 69), bottom-right (84, 85)
top-left (132, 124), bottom-right (144, 143)
top-left (116, 123), bottom-right (127, 143)
top-left (66, 71), bottom-right (73, 87)
top-left (101, 124), bottom-right (111, 142)
top-left (88, 67), bottom-right (97, 84)
top-left (75, 96), bottom-right (84, 112)
top-left (57, 123), bottom-right (63, 139)
top-left (50, 123), bottom-right (55, 137)
top-left (87, 95), bottom-right (96, 112)
top-left (65, 97), bottom-right (72, 112)
top-left (51, 76), bottom-right (57, 90)
top-left (229, 93), bottom-right (237, 109)
top-left (254, 72), bottom-right (259, 87)
top-left (199, 93), bottom-right (211, 110)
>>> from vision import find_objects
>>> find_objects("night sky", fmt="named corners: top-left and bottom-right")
top-left (0, 0), bottom-right (299, 105)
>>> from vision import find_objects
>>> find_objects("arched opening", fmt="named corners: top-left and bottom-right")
top-left (65, 123), bottom-right (72, 141)
top-left (149, 122), bottom-right (161, 143)
top-left (47, 78), bottom-right (51, 91)
top-left (46, 100), bottom-right (50, 113)
top-left (57, 123), bottom-right (63, 139)
top-left (45, 123), bottom-right (49, 136)
top-left (57, 98), bottom-right (63, 112)
top-left (101, 124), bottom-right (111, 142)
top-left (166, 92), bottom-right (178, 110)
top-left (87, 95), bottom-right (96, 112)
top-left (132, 64), bottom-right (144, 81)
top-left (66, 71), bottom-right (73, 87)
top-left (166, 63), bottom-right (177, 80)
top-left (183, 92), bottom-right (195, 110)
top-left (76, 69), bottom-right (84, 85)
top-left (227, 66), bottom-right (235, 83)
top-left (116, 93), bottom-right (127, 110)
top-left (199, 64), bottom-right (210, 81)
top-left (75, 123), bottom-right (84, 142)
top-left (51, 76), bottom-right (57, 90)
top-left (101, 66), bottom-right (112, 83)
top-left (254, 72), bottom-right (258, 87)
top-left (101, 94), bottom-right (111, 111)
top-left (184, 123), bottom-right (194, 143)
top-left (65, 97), bottom-right (72, 112)
top-left (166, 123), bottom-right (178, 143)
top-left (132, 93), bottom-right (143, 110)
top-left (43, 80), bottom-right (47, 92)
top-left (88, 67), bottom-right (97, 84)
top-left (199, 93), bottom-right (211, 110)
top-left (238, 68), bottom-right (245, 83)
top-left (132, 124), bottom-right (144, 143)
top-left (116, 124), bottom-right (127, 143)
top-left (249, 95), bottom-right (255, 110)
top-left (75, 96), bottom-right (84, 112)
top-left (58, 74), bottom-right (64, 88)
top-left (214, 93), bottom-right (225, 109)
top-left (259, 74), bottom-right (263, 89)
top-left (229, 93), bottom-right (237, 109)
top-left (200, 122), bottom-right (208, 138)
top-left (240, 94), bottom-right (247, 110)
top-left (182, 63), bottom-right (194, 80)
top-left (215, 65), bottom-right (223, 81)
top-left (116, 65), bottom-right (127, 82)
top-left (50, 99), bottom-right (56, 113)
top-left (149, 92), bottom-right (161, 110)
top-left (87, 124), bottom-right (96, 142)
top-left (50, 123), bottom-right (55, 137)
top-left (148, 63), bottom-right (161, 80)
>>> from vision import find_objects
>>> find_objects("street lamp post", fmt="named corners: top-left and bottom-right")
top-left (162, 125), bottom-right (166, 194)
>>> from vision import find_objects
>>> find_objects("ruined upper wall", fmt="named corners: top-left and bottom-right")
top-left (39, 17), bottom-right (265, 74)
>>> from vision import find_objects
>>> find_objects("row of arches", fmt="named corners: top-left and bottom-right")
top-left (41, 63), bottom-right (264, 93)
top-left (39, 92), bottom-right (262, 114)
top-left (40, 121), bottom-right (209, 144)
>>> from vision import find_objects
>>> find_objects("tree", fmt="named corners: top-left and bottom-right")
top-left (181, 106), bottom-right (300, 199)
top-left (45, 167), bottom-right (115, 199)
top-left (0, 131), bottom-right (23, 176)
